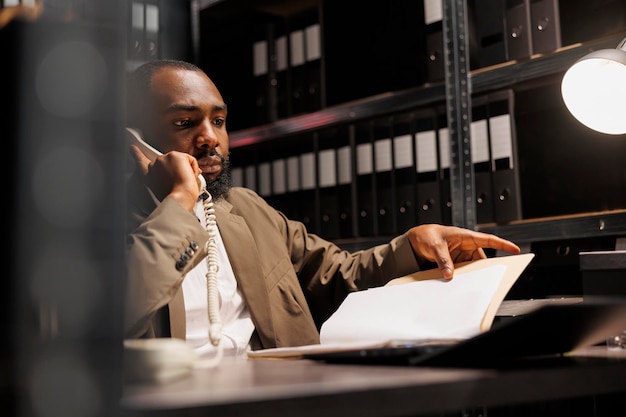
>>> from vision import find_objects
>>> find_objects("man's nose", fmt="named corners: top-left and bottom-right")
top-left (197, 120), bottom-right (219, 148)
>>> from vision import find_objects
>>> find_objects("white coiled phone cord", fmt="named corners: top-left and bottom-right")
top-left (196, 189), bottom-right (224, 368)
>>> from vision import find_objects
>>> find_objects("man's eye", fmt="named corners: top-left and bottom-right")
top-left (174, 120), bottom-right (190, 127)
top-left (214, 118), bottom-right (225, 127)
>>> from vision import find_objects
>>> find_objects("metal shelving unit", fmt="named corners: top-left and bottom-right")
top-left (197, 0), bottom-right (626, 247)
top-left (229, 32), bottom-right (626, 147)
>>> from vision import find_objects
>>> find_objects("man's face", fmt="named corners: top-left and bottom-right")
top-left (144, 67), bottom-right (231, 197)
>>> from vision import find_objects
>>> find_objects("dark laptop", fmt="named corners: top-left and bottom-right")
top-left (303, 298), bottom-right (626, 368)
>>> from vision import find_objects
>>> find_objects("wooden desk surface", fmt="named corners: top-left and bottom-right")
top-left (121, 347), bottom-right (626, 417)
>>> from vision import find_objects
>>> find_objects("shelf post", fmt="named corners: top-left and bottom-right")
top-left (443, 0), bottom-right (476, 229)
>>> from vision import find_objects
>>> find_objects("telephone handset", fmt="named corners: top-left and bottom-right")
top-left (125, 127), bottom-right (223, 362)
top-left (125, 127), bottom-right (207, 192)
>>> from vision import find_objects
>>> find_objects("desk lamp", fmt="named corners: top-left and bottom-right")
top-left (561, 37), bottom-right (626, 135)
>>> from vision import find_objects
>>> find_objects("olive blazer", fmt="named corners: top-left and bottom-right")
top-left (125, 174), bottom-right (421, 349)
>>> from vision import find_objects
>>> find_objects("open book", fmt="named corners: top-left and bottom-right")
top-left (248, 253), bottom-right (535, 359)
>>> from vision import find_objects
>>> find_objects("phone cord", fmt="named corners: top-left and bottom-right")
top-left (201, 190), bottom-right (223, 352)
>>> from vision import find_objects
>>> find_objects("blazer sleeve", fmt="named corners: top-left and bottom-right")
top-left (287, 219), bottom-right (421, 325)
top-left (227, 187), bottom-right (422, 327)
top-left (124, 197), bottom-right (208, 338)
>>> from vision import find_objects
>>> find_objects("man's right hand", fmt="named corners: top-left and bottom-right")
top-left (130, 145), bottom-right (202, 212)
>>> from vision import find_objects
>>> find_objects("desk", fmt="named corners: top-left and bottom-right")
top-left (121, 347), bottom-right (626, 417)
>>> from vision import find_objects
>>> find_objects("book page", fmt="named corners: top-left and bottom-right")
top-left (387, 253), bottom-right (535, 332)
top-left (320, 265), bottom-right (505, 345)
top-left (248, 253), bottom-right (534, 360)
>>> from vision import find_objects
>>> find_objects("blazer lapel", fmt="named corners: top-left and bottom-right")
top-left (213, 200), bottom-right (276, 345)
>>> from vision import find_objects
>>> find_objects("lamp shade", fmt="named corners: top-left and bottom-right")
top-left (561, 38), bottom-right (626, 135)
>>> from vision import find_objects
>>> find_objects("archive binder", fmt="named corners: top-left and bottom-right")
top-left (303, 7), bottom-right (323, 114)
top-left (560, 0), bottom-right (626, 47)
top-left (268, 157), bottom-right (293, 219)
top-left (129, 1), bottom-right (159, 61)
top-left (257, 159), bottom-right (272, 204)
top-left (199, 10), bottom-right (272, 131)
top-left (305, 24), bottom-right (323, 113)
top-left (284, 6), bottom-right (322, 116)
top-left (424, 0), bottom-right (444, 82)
top-left (504, 0), bottom-right (533, 61)
top-left (288, 18), bottom-right (307, 117)
top-left (416, 112), bottom-right (444, 225)
top-left (471, 100), bottom-right (496, 224)
top-left (244, 164), bottom-right (257, 194)
top-left (284, 154), bottom-right (303, 222)
top-left (299, 149), bottom-right (317, 231)
top-left (269, 134), bottom-right (316, 226)
top-left (466, 91), bottom-right (522, 226)
top-left (248, 13), bottom-right (290, 126)
top-left (468, 0), bottom-right (507, 69)
top-left (317, 130), bottom-right (340, 240)
top-left (436, 113), bottom-right (453, 226)
top-left (273, 19), bottom-right (289, 120)
top-left (143, 2), bottom-right (159, 60)
top-left (355, 122), bottom-right (375, 237)
top-left (337, 128), bottom-right (356, 239)
top-left (323, 0), bottom-right (425, 106)
top-left (230, 165), bottom-right (244, 190)
top-left (252, 41), bottom-right (269, 124)
top-left (373, 121), bottom-right (395, 237)
top-left (488, 91), bottom-right (522, 224)
top-left (529, 0), bottom-right (561, 55)
top-left (392, 115), bottom-right (417, 234)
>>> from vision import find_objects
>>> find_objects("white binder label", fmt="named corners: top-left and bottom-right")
top-left (424, 0), bottom-right (443, 25)
top-left (416, 130), bottom-right (438, 173)
top-left (287, 156), bottom-right (300, 192)
top-left (375, 138), bottom-right (393, 172)
top-left (272, 159), bottom-right (286, 194)
top-left (305, 24), bottom-right (321, 61)
top-left (258, 162), bottom-right (271, 196)
top-left (489, 114), bottom-right (513, 168)
top-left (438, 127), bottom-right (451, 170)
top-left (253, 40), bottom-right (268, 76)
top-left (394, 134), bottom-right (413, 169)
top-left (300, 152), bottom-right (315, 190)
top-left (337, 146), bottom-right (352, 185)
top-left (470, 119), bottom-right (490, 164)
top-left (318, 149), bottom-right (337, 188)
top-left (356, 143), bottom-right (373, 175)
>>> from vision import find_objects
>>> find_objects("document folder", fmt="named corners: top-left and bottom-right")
top-left (304, 299), bottom-right (626, 368)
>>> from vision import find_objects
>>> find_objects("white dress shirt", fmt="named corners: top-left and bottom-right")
top-left (181, 201), bottom-right (255, 357)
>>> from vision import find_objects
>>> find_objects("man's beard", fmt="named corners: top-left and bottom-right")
top-left (205, 155), bottom-right (231, 201)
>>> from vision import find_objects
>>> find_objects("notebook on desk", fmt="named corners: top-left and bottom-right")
top-left (302, 299), bottom-right (626, 368)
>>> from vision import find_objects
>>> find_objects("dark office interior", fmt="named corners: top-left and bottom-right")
top-left (2, 0), bottom-right (626, 416)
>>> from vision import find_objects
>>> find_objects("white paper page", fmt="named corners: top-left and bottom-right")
top-left (320, 265), bottom-right (506, 345)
